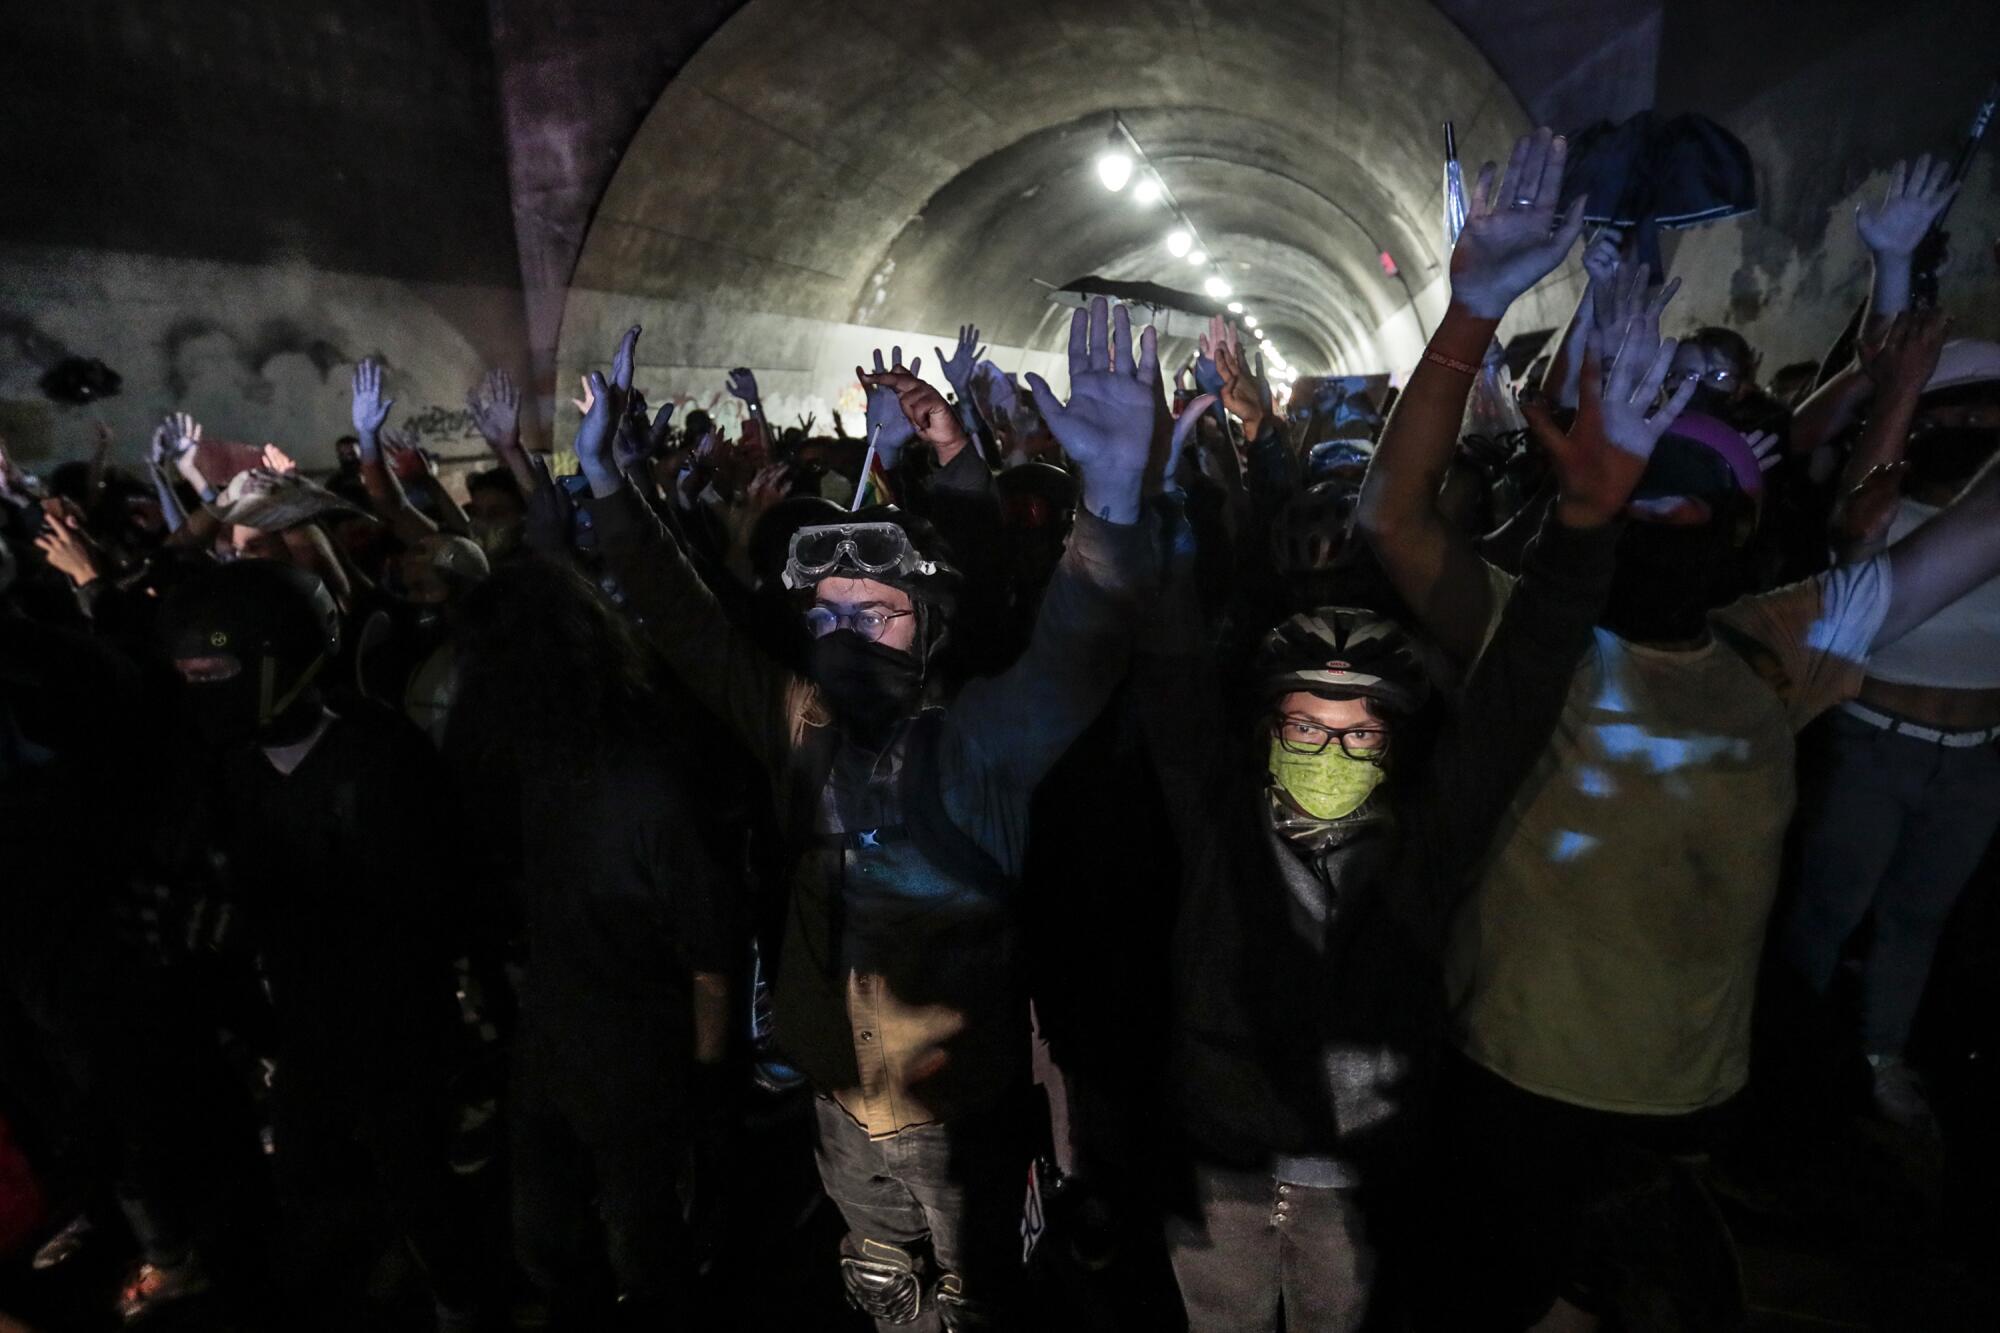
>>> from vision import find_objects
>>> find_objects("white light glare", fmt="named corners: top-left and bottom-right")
top-left (1203, 276), bottom-right (1231, 299)
top-left (1134, 177), bottom-right (1162, 205)
top-left (1165, 229), bottom-right (1193, 257)
top-left (1187, 250), bottom-right (1208, 266)
top-left (1244, 315), bottom-right (1258, 329)
top-left (1226, 301), bottom-right (1243, 314)
top-left (1097, 151), bottom-right (1134, 192)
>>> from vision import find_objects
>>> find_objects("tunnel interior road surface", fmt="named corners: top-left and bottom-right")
top-left (556, 0), bottom-right (1582, 429)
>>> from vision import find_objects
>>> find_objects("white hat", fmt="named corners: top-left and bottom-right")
top-left (1924, 339), bottom-right (2000, 394)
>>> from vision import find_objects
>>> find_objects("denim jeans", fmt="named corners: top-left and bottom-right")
top-left (1163, 1160), bottom-right (1376, 1333)
top-left (812, 1093), bottom-right (1027, 1331)
top-left (1782, 709), bottom-right (2000, 1053)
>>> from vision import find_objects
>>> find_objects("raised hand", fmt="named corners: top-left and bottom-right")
top-left (1213, 335), bottom-right (1269, 437)
top-left (1159, 393), bottom-right (1219, 495)
top-left (859, 346), bottom-right (921, 464)
top-left (1859, 305), bottom-right (1950, 397)
top-left (1856, 155), bottom-right (1958, 258)
top-left (1450, 128), bottom-right (1589, 319)
top-left (1523, 283), bottom-right (1697, 528)
top-left (935, 324), bottom-right (986, 400)
top-left (383, 430), bottom-right (434, 482)
top-left (35, 498), bottom-right (106, 589)
top-left (1025, 297), bottom-right (1160, 523)
top-left (574, 325), bottom-right (640, 497)
top-left (261, 443), bottom-right (299, 475)
top-left (1581, 228), bottom-right (1625, 327)
top-left (855, 363), bottom-right (966, 453)
top-left (466, 369), bottom-right (521, 448)
top-left (726, 367), bottom-right (761, 406)
top-left (350, 359), bottom-right (394, 452)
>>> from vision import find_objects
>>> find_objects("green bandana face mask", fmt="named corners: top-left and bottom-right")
top-left (1268, 737), bottom-right (1386, 821)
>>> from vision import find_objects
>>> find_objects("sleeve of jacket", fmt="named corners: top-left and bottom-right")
top-left (944, 507), bottom-right (1156, 791)
top-left (1395, 512), bottom-right (1618, 945)
top-left (582, 486), bottom-right (804, 776)
top-left (1130, 492), bottom-right (1230, 823)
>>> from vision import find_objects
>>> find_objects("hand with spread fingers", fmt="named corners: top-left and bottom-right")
top-left (467, 369), bottom-right (522, 450)
top-left (1450, 128), bottom-right (1590, 320)
top-left (1523, 281), bottom-right (1699, 529)
top-left (855, 359), bottom-right (968, 464)
top-left (1859, 305), bottom-right (1950, 398)
top-left (350, 360), bottom-right (395, 460)
top-left (1857, 154), bottom-right (1959, 259)
top-left (935, 324), bottom-right (987, 404)
top-left (1024, 297), bottom-right (1160, 523)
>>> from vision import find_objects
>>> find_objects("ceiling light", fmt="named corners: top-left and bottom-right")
top-left (1203, 276), bottom-right (1231, 299)
top-left (1165, 229), bottom-right (1192, 257)
top-left (1097, 151), bottom-right (1133, 191)
top-left (1134, 177), bottom-right (1162, 205)
top-left (1187, 249), bottom-right (1207, 266)
top-left (1226, 301), bottom-right (1243, 314)
top-left (1244, 315), bottom-right (1258, 329)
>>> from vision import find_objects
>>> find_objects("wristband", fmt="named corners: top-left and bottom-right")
top-left (1422, 349), bottom-right (1481, 377)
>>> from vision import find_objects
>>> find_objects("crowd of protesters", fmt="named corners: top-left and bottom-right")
top-left (3, 126), bottom-right (1999, 1333)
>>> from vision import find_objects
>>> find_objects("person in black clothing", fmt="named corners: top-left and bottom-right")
top-left (1136, 256), bottom-right (1697, 1330)
top-left (448, 556), bottom-right (735, 1330)
top-left (159, 560), bottom-right (493, 1333)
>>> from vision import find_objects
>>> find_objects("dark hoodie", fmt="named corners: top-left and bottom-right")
top-left (1136, 506), bottom-right (1616, 1181)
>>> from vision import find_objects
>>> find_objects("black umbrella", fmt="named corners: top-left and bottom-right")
top-left (1044, 275), bottom-right (1226, 340)
top-left (1559, 111), bottom-right (1756, 274)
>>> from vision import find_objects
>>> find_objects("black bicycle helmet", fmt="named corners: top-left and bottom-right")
top-left (1255, 605), bottom-right (1430, 714)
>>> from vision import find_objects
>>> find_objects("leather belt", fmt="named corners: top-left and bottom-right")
top-left (1841, 700), bottom-right (2000, 748)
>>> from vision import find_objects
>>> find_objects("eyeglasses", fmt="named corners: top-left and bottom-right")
top-left (1271, 715), bottom-right (1388, 760)
top-left (783, 522), bottom-right (939, 590)
top-left (804, 604), bottom-right (914, 642)
top-left (1676, 365), bottom-right (1738, 386)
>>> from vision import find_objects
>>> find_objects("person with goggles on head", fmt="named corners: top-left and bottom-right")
top-left (567, 301), bottom-right (1161, 1332)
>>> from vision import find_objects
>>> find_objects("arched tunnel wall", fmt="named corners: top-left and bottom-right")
top-left (5, 1), bottom-right (1999, 473)
top-left (552, 0), bottom-right (1583, 436)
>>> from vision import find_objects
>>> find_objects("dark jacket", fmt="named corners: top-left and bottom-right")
top-left (581, 479), bottom-right (1152, 1136)
top-left (1137, 507), bottom-right (1617, 1179)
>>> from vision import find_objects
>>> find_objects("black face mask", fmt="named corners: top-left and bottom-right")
top-left (184, 657), bottom-right (324, 750)
top-left (1687, 385), bottom-right (1735, 418)
top-left (808, 629), bottom-right (924, 740)
top-left (1601, 519), bottom-right (1736, 645)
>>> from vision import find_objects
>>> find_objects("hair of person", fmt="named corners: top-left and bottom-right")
top-left (1690, 326), bottom-right (1756, 375)
top-left (466, 467), bottom-right (525, 503)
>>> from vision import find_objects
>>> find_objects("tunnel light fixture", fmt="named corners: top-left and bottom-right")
top-left (1187, 250), bottom-right (1208, 267)
top-left (1203, 276), bottom-right (1231, 300)
top-left (1166, 229), bottom-right (1193, 257)
top-left (1226, 301), bottom-right (1244, 314)
top-left (1097, 151), bottom-right (1134, 192)
top-left (1134, 177), bottom-right (1162, 206)
top-left (1244, 315), bottom-right (1258, 329)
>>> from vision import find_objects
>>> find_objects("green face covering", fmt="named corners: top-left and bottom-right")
top-left (1268, 737), bottom-right (1386, 821)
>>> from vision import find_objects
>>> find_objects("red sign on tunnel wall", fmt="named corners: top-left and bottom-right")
top-left (1379, 250), bottom-right (1399, 277)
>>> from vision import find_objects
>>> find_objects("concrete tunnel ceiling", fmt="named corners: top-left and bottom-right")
top-left (562, 0), bottom-right (1533, 398)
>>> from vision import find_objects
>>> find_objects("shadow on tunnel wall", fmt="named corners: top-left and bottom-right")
top-left (0, 1), bottom-right (530, 472)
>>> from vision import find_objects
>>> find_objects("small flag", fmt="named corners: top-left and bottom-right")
top-left (851, 424), bottom-right (896, 510)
